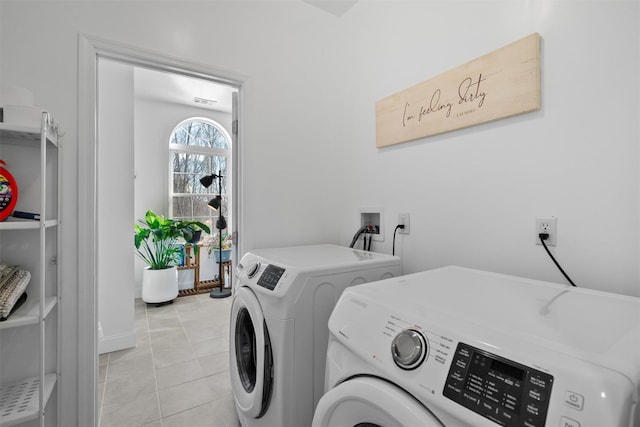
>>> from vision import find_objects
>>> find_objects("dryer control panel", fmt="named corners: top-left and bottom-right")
top-left (444, 342), bottom-right (553, 427)
top-left (256, 264), bottom-right (286, 290)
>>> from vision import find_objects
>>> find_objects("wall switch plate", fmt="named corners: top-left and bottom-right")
top-left (398, 213), bottom-right (410, 234)
top-left (535, 217), bottom-right (557, 246)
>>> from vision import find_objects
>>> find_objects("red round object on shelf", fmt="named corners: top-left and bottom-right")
top-left (0, 160), bottom-right (18, 222)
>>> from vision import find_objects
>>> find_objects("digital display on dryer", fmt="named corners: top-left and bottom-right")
top-left (257, 265), bottom-right (285, 290)
top-left (443, 342), bottom-right (553, 427)
top-left (490, 358), bottom-right (525, 382)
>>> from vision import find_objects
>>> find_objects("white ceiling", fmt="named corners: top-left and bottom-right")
top-left (134, 67), bottom-right (236, 113)
top-left (132, 0), bottom-right (357, 111)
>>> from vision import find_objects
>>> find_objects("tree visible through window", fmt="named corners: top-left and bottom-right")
top-left (169, 118), bottom-right (231, 227)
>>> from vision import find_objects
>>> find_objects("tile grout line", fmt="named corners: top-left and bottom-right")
top-left (146, 302), bottom-right (165, 427)
top-left (168, 295), bottom-right (229, 422)
top-left (97, 353), bottom-right (109, 427)
top-left (160, 295), bottom-right (202, 424)
top-left (176, 297), bottom-right (203, 372)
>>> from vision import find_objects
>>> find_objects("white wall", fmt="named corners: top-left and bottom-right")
top-left (97, 58), bottom-right (136, 354)
top-left (330, 2), bottom-right (640, 297)
top-left (133, 83), bottom-right (233, 225)
top-left (1, 1), bottom-right (638, 424)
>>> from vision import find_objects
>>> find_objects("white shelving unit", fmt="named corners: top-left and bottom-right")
top-left (0, 113), bottom-right (60, 427)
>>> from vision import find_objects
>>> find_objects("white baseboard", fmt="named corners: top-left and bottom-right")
top-left (99, 331), bottom-right (136, 355)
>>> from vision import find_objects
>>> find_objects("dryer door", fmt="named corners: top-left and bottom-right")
top-left (312, 377), bottom-right (443, 427)
top-left (230, 286), bottom-right (273, 419)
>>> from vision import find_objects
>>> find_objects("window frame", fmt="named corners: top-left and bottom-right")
top-left (168, 117), bottom-right (232, 227)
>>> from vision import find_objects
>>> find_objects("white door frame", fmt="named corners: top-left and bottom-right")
top-left (78, 33), bottom-right (246, 426)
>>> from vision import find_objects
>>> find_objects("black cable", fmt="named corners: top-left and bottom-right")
top-left (539, 233), bottom-right (577, 287)
top-left (367, 229), bottom-right (373, 251)
top-left (349, 226), bottom-right (368, 248)
top-left (392, 224), bottom-right (404, 256)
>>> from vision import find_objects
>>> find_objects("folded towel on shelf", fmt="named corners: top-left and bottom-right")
top-left (0, 265), bottom-right (31, 320)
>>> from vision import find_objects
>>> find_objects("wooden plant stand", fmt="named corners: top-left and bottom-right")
top-left (177, 244), bottom-right (232, 296)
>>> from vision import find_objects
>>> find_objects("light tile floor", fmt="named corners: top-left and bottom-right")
top-left (98, 293), bottom-right (239, 427)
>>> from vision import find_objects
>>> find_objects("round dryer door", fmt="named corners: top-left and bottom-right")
top-left (312, 377), bottom-right (442, 427)
top-left (230, 286), bottom-right (273, 419)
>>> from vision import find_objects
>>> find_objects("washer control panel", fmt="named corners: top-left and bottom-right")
top-left (444, 342), bottom-right (553, 427)
top-left (256, 264), bottom-right (286, 291)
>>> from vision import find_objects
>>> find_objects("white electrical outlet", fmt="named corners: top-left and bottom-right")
top-left (535, 217), bottom-right (557, 246)
top-left (398, 213), bottom-right (410, 235)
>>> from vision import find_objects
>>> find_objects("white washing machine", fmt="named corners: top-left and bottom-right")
top-left (313, 266), bottom-right (640, 427)
top-left (230, 244), bottom-right (401, 427)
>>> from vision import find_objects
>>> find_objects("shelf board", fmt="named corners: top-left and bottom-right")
top-left (0, 297), bottom-right (57, 330)
top-left (0, 373), bottom-right (57, 427)
top-left (0, 122), bottom-right (58, 148)
top-left (0, 219), bottom-right (58, 231)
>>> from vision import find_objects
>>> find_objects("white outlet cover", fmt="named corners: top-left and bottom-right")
top-left (535, 217), bottom-right (557, 246)
top-left (398, 213), bottom-right (410, 235)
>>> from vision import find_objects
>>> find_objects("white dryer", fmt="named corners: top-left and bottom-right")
top-left (230, 244), bottom-right (401, 427)
top-left (313, 266), bottom-right (640, 427)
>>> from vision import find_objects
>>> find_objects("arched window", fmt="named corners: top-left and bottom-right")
top-left (169, 118), bottom-right (231, 226)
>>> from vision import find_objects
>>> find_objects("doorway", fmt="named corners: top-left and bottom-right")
top-left (78, 34), bottom-right (246, 426)
top-left (97, 58), bottom-right (238, 353)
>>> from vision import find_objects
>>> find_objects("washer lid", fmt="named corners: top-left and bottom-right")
top-left (312, 377), bottom-right (442, 427)
top-left (246, 244), bottom-right (399, 274)
top-left (355, 266), bottom-right (640, 352)
top-left (341, 266), bottom-right (640, 381)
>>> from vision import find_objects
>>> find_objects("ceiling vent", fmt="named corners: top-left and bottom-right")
top-left (193, 97), bottom-right (217, 106)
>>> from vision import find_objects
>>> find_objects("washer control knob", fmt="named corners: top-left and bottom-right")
top-left (391, 329), bottom-right (427, 370)
top-left (247, 262), bottom-right (261, 278)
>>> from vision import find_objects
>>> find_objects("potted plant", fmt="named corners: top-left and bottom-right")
top-left (208, 232), bottom-right (232, 262)
top-left (184, 225), bottom-right (203, 244)
top-left (134, 210), bottom-right (210, 304)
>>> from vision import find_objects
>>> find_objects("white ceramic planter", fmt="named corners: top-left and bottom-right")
top-left (141, 266), bottom-right (178, 304)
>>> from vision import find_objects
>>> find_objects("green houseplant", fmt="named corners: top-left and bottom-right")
top-left (134, 210), bottom-right (210, 269)
top-left (134, 210), bottom-right (210, 303)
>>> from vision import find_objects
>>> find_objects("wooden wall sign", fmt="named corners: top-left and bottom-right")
top-left (375, 33), bottom-right (541, 148)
